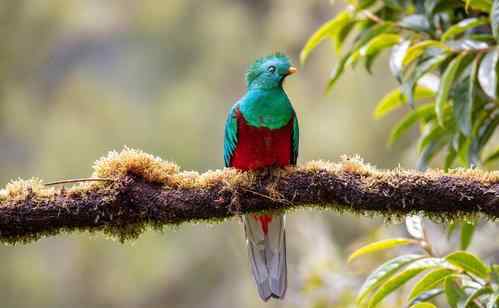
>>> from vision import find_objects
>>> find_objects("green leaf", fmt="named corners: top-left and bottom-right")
top-left (389, 103), bottom-right (435, 145)
top-left (455, 132), bottom-right (471, 165)
top-left (468, 34), bottom-right (491, 45)
top-left (400, 14), bottom-right (432, 32)
top-left (353, 22), bottom-right (396, 50)
top-left (463, 286), bottom-right (493, 308)
top-left (368, 258), bottom-right (451, 308)
top-left (468, 33), bottom-right (496, 42)
top-left (442, 17), bottom-right (490, 41)
top-left (465, 0), bottom-right (493, 12)
top-left (445, 251), bottom-right (490, 279)
top-left (347, 33), bottom-right (401, 67)
top-left (484, 146), bottom-right (499, 164)
top-left (445, 145), bottom-right (457, 171)
top-left (448, 222), bottom-right (459, 239)
top-left (402, 52), bottom-right (451, 107)
top-left (356, 254), bottom-right (424, 304)
top-left (452, 78), bottom-right (471, 136)
top-left (469, 110), bottom-right (499, 165)
top-left (452, 130), bottom-right (464, 154)
top-left (343, 22), bottom-right (397, 68)
top-left (300, 11), bottom-right (353, 64)
top-left (327, 23), bottom-right (395, 91)
top-left (403, 40), bottom-right (450, 66)
top-left (365, 51), bottom-right (379, 73)
top-left (456, 78), bottom-right (473, 136)
top-left (462, 109), bottom-right (491, 166)
top-left (492, 0), bottom-right (499, 43)
top-left (347, 0), bottom-right (377, 10)
top-left (478, 111), bottom-right (499, 148)
top-left (460, 222), bottom-right (476, 250)
top-left (335, 20), bottom-right (356, 54)
top-left (445, 277), bottom-right (467, 308)
top-left (410, 303), bottom-right (437, 308)
top-left (327, 52), bottom-right (350, 93)
top-left (417, 139), bottom-right (447, 170)
top-left (427, 0), bottom-right (463, 16)
top-left (365, 49), bottom-right (381, 74)
top-left (359, 33), bottom-right (402, 57)
top-left (478, 49), bottom-right (499, 98)
top-left (348, 238), bottom-right (417, 262)
top-left (446, 39), bottom-right (490, 51)
top-left (455, 55), bottom-right (481, 136)
top-left (492, 264), bottom-right (499, 285)
top-left (374, 86), bottom-right (434, 119)
top-left (436, 52), bottom-right (467, 126)
top-left (418, 122), bottom-right (448, 154)
top-left (390, 40), bottom-right (411, 82)
top-left (410, 289), bottom-right (444, 306)
top-left (384, 0), bottom-right (405, 10)
top-left (459, 138), bottom-right (475, 167)
top-left (408, 268), bottom-right (456, 302)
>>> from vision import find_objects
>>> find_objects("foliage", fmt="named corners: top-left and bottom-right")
top-left (348, 218), bottom-right (498, 307)
top-left (302, 0), bottom-right (499, 306)
top-left (301, 0), bottom-right (499, 170)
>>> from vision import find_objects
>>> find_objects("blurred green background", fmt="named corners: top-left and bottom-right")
top-left (0, 1), bottom-right (482, 307)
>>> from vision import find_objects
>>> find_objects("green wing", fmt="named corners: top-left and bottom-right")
top-left (291, 113), bottom-right (299, 165)
top-left (224, 104), bottom-right (239, 167)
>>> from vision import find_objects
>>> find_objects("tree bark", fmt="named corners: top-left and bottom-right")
top-left (0, 164), bottom-right (498, 244)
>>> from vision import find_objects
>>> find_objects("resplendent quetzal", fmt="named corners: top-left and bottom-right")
top-left (223, 53), bottom-right (299, 301)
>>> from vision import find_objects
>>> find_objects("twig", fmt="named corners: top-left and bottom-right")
top-left (45, 178), bottom-right (114, 186)
top-left (240, 187), bottom-right (292, 206)
top-left (362, 10), bottom-right (384, 24)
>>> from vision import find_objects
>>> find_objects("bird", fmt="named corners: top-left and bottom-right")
top-left (223, 53), bottom-right (299, 301)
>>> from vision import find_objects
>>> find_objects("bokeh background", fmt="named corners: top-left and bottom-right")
top-left (1, 1), bottom-right (494, 307)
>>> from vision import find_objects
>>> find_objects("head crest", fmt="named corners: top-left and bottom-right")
top-left (245, 52), bottom-right (290, 85)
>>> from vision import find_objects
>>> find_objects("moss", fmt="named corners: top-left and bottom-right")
top-left (176, 167), bottom-right (254, 189)
top-left (92, 147), bottom-right (180, 185)
top-left (102, 222), bottom-right (148, 243)
top-left (0, 147), bottom-right (497, 245)
top-left (301, 155), bottom-right (376, 176)
top-left (2, 148), bottom-right (499, 207)
top-left (92, 147), bottom-right (255, 190)
top-left (0, 147), bottom-right (257, 209)
top-left (0, 178), bottom-right (56, 204)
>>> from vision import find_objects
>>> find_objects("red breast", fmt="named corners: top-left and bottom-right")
top-left (230, 108), bottom-right (293, 170)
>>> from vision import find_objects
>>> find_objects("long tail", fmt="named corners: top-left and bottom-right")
top-left (243, 213), bottom-right (287, 301)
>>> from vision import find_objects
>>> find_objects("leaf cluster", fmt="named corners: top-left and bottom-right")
top-left (301, 1), bottom-right (499, 306)
top-left (348, 217), bottom-right (499, 307)
top-left (301, 0), bottom-right (499, 170)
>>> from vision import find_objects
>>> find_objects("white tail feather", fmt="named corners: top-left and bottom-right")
top-left (243, 214), bottom-right (287, 301)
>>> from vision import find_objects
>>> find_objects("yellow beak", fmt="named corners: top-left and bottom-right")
top-left (287, 66), bottom-right (297, 75)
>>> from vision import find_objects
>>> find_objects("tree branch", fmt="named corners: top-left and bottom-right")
top-left (0, 149), bottom-right (497, 244)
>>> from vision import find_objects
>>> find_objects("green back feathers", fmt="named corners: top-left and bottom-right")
top-left (223, 52), bottom-right (299, 167)
top-left (224, 53), bottom-right (300, 167)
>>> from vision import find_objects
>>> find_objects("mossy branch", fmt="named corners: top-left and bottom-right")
top-left (0, 148), bottom-right (498, 245)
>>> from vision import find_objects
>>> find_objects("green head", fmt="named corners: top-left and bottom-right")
top-left (245, 53), bottom-right (296, 89)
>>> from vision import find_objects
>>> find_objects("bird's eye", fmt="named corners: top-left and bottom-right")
top-left (267, 65), bottom-right (276, 73)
